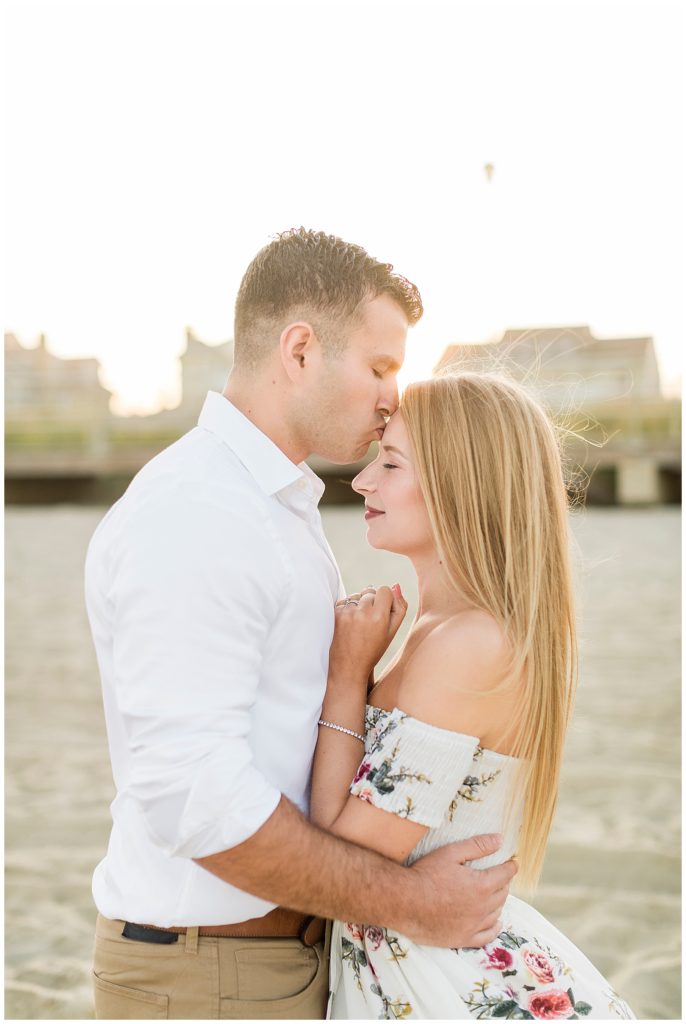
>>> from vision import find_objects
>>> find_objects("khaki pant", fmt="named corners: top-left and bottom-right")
top-left (93, 913), bottom-right (331, 1019)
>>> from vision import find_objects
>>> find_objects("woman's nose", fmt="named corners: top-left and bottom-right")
top-left (352, 466), bottom-right (374, 495)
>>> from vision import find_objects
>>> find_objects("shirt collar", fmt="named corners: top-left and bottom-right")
top-left (197, 391), bottom-right (325, 503)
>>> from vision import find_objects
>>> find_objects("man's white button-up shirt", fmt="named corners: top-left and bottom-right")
top-left (85, 392), bottom-right (344, 926)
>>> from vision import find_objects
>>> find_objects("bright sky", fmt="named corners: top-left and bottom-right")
top-left (5, 0), bottom-right (684, 414)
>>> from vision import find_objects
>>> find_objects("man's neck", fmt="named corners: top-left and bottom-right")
top-left (223, 376), bottom-right (309, 465)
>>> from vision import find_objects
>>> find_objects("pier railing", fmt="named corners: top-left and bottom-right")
top-left (5, 396), bottom-right (681, 505)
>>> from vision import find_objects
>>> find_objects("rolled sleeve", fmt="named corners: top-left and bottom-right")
top-left (110, 483), bottom-right (285, 858)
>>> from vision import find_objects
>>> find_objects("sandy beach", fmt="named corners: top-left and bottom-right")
top-left (4, 505), bottom-right (681, 1020)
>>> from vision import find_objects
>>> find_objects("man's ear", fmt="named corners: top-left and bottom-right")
top-left (279, 321), bottom-right (320, 384)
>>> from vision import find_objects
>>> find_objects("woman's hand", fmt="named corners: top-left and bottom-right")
top-left (328, 584), bottom-right (408, 686)
top-left (313, 585), bottom-right (407, 832)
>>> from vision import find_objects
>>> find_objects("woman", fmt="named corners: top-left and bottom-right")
top-left (310, 372), bottom-right (634, 1020)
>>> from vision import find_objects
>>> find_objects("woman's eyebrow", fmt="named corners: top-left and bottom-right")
top-left (381, 444), bottom-right (407, 458)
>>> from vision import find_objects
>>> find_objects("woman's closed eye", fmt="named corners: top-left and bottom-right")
top-left (382, 463), bottom-right (399, 470)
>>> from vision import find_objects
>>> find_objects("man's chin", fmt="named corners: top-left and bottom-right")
top-left (320, 443), bottom-right (372, 466)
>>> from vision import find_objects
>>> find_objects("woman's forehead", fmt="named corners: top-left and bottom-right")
top-left (381, 412), bottom-right (410, 451)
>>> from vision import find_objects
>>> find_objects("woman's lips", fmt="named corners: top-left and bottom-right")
top-left (364, 507), bottom-right (385, 521)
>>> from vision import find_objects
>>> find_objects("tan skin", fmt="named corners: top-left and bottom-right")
top-left (195, 299), bottom-right (517, 946)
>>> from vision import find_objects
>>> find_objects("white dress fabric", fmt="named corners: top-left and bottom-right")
top-left (328, 705), bottom-right (635, 1020)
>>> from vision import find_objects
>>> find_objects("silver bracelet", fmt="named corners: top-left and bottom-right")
top-left (318, 719), bottom-right (366, 743)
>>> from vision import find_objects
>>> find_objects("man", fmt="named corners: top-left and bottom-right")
top-left (86, 228), bottom-right (516, 1019)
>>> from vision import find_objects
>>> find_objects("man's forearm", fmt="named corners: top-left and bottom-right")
top-left (194, 795), bottom-right (424, 932)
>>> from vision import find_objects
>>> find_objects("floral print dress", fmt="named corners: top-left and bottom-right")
top-left (328, 706), bottom-right (635, 1021)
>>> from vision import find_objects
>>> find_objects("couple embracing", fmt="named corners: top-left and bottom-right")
top-left (86, 228), bottom-right (634, 1019)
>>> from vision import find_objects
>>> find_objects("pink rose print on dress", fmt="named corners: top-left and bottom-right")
top-left (357, 787), bottom-right (374, 803)
top-left (352, 761), bottom-right (372, 785)
top-left (527, 988), bottom-right (574, 1019)
top-left (482, 946), bottom-right (514, 971)
top-left (523, 948), bottom-right (556, 984)
top-left (365, 926), bottom-right (385, 950)
top-left (345, 923), bottom-right (364, 941)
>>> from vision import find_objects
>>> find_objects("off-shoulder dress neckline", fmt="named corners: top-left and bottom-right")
top-left (365, 702), bottom-right (520, 763)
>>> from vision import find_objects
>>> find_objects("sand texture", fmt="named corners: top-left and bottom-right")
top-left (4, 506), bottom-right (681, 1020)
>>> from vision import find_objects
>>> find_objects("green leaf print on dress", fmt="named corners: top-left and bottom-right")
top-left (461, 977), bottom-right (593, 1019)
top-left (457, 931), bottom-right (592, 1019)
top-left (341, 935), bottom-right (368, 991)
top-left (342, 924), bottom-right (414, 1018)
top-left (366, 709), bottom-right (401, 755)
top-left (331, 707), bottom-right (635, 1020)
top-left (364, 743), bottom-right (432, 802)
top-left (371, 986), bottom-right (414, 1021)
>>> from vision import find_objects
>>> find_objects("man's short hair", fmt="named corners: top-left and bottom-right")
top-left (233, 227), bottom-right (423, 369)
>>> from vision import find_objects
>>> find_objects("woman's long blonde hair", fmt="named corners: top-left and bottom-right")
top-left (401, 371), bottom-right (578, 891)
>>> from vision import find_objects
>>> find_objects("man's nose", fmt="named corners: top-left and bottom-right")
top-left (378, 379), bottom-right (400, 419)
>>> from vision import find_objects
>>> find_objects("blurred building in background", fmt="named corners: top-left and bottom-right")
top-left (174, 327), bottom-right (234, 419)
top-left (435, 326), bottom-right (680, 505)
top-left (435, 325), bottom-right (661, 402)
top-left (4, 328), bottom-right (232, 502)
top-left (4, 325), bottom-right (680, 504)
top-left (5, 332), bottom-right (115, 499)
top-left (5, 331), bottom-right (113, 424)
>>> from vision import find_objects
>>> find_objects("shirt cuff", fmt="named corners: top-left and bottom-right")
top-left (142, 761), bottom-right (284, 860)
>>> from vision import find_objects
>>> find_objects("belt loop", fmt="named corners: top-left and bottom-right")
top-left (185, 926), bottom-right (199, 954)
top-left (323, 919), bottom-right (332, 962)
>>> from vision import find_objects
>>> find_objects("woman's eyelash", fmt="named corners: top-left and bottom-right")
top-left (382, 463), bottom-right (399, 470)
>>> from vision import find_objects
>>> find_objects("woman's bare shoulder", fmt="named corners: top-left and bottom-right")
top-left (395, 610), bottom-right (519, 744)
top-left (405, 609), bottom-right (511, 687)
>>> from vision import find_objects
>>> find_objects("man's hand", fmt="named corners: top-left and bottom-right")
top-left (405, 834), bottom-right (516, 947)
top-left (195, 800), bottom-right (516, 950)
